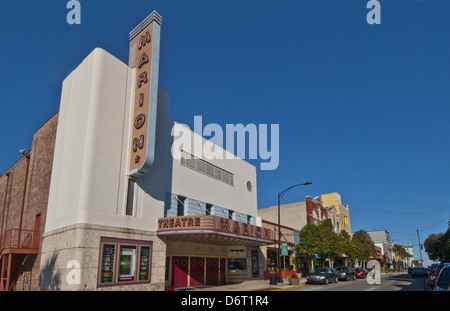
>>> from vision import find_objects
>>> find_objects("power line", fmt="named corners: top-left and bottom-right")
top-left (395, 217), bottom-right (449, 242)
top-left (282, 194), bottom-right (449, 216)
top-left (350, 207), bottom-right (449, 215)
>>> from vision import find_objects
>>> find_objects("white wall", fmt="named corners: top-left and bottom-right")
top-left (46, 47), bottom-right (258, 235)
top-left (258, 202), bottom-right (307, 231)
top-left (169, 122), bottom-right (258, 218)
top-left (46, 48), bottom-right (134, 232)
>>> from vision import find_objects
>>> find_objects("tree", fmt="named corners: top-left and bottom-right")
top-left (339, 230), bottom-right (355, 265)
top-left (316, 219), bottom-right (342, 267)
top-left (296, 219), bottom-right (344, 269)
top-left (424, 233), bottom-right (445, 261)
top-left (297, 224), bottom-right (320, 256)
top-left (297, 224), bottom-right (321, 271)
top-left (393, 244), bottom-right (412, 271)
top-left (352, 230), bottom-right (377, 267)
top-left (425, 223), bottom-right (450, 262)
top-left (443, 228), bottom-right (450, 261)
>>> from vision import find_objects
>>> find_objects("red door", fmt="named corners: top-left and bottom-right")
top-left (189, 257), bottom-right (204, 287)
top-left (219, 258), bottom-right (226, 285)
top-left (172, 256), bottom-right (189, 288)
top-left (206, 257), bottom-right (219, 285)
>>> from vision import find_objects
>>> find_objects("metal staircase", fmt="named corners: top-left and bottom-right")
top-left (0, 229), bottom-right (38, 291)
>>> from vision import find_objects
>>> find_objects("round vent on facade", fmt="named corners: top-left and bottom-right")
top-left (246, 181), bottom-right (252, 192)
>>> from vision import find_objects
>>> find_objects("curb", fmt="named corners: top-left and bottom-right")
top-left (271, 284), bottom-right (306, 291)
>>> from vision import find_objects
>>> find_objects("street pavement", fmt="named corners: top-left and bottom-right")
top-left (292, 272), bottom-right (432, 291)
top-left (178, 272), bottom-right (433, 291)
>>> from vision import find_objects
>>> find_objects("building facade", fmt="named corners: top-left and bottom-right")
top-left (321, 192), bottom-right (351, 235)
top-left (367, 230), bottom-right (394, 271)
top-left (403, 244), bottom-right (414, 268)
top-left (0, 114), bottom-right (58, 291)
top-left (258, 195), bottom-right (341, 233)
top-left (260, 220), bottom-right (298, 276)
top-left (258, 195), bottom-right (347, 272)
top-left (37, 11), bottom-right (273, 291)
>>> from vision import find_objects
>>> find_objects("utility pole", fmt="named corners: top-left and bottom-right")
top-left (277, 182), bottom-right (312, 283)
top-left (416, 229), bottom-right (423, 265)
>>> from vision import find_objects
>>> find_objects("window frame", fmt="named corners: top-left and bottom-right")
top-left (227, 258), bottom-right (247, 272)
top-left (97, 237), bottom-right (153, 288)
top-left (125, 178), bottom-right (136, 216)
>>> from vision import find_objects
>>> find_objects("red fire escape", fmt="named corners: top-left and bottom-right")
top-left (0, 228), bottom-right (39, 291)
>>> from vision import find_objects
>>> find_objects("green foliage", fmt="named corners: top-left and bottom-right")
top-left (296, 221), bottom-right (378, 265)
top-left (297, 224), bottom-right (320, 258)
top-left (393, 244), bottom-right (412, 259)
top-left (351, 230), bottom-right (377, 262)
top-left (424, 227), bottom-right (450, 262)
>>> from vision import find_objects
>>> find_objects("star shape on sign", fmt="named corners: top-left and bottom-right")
top-left (135, 155), bottom-right (141, 163)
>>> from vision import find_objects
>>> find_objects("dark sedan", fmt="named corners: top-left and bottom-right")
top-left (411, 266), bottom-right (428, 277)
top-left (307, 267), bottom-right (339, 285)
top-left (335, 266), bottom-right (356, 281)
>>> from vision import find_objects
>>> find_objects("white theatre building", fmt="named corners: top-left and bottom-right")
top-left (39, 11), bottom-right (273, 291)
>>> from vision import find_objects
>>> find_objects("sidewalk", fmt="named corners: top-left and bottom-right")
top-left (176, 278), bottom-right (307, 291)
top-left (174, 272), bottom-right (405, 292)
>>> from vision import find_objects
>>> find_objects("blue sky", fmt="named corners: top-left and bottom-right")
top-left (1, 0), bottom-right (449, 266)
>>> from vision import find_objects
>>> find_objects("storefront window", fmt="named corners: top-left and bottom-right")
top-left (98, 238), bottom-right (152, 287)
top-left (228, 258), bottom-right (246, 271)
top-left (118, 246), bottom-right (136, 282)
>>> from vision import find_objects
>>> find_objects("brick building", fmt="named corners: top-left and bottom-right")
top-left (305, 196), bottom-right (329, 226)
top-left (0, 113), bottom-right (58, 291)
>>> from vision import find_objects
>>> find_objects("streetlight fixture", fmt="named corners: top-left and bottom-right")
top-left (277, 182), bottom-right (312, 282)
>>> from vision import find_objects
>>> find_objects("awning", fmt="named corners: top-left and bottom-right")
top-left (157, 215), bottom-right (274, 247)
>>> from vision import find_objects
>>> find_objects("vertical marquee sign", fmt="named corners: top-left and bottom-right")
top-left (128, 11), bottom-right (162, 177)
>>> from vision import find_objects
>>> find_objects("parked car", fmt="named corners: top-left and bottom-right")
top-left (434, 264), bottom-right (450, 291)
top-left (411, 266), bottom-right (428, 277)
top-left (430, 263), bottom-right (439, 275)
top-left (335, 266), bottom-right (356, 281)
top-left (432, 262), bottom-right (450, 281)
top-left (427, 264), bottom-right (450, 291)
top-left (307, 267), bottom-right (338, 285)
top-left (355, 267), bottom-right (369, 279)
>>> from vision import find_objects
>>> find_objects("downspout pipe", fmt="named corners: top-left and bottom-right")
top-left (17, 154), bottom-right (31, 247)
top-left (1, 172), bottom-right (11, 237)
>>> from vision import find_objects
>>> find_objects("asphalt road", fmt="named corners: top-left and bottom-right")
top-left (292, 272), bottom-right (432, 291)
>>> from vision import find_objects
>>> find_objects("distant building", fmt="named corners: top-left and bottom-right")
top-left (403, 244), bottom-right (414, 268)
top-left (367, 230), bottom-right (394, 270)
top-left (257, 196), bottom-right (333, 231)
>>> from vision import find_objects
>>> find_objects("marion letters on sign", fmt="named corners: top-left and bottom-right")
top-left (128, 12), bottom-right (162, 177)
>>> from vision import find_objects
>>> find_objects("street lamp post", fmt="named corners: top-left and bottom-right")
top-left (277, 182), bottom-right (312, 282)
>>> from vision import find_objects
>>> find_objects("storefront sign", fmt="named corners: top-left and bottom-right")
top-left (281, 242), bottom-right (289, 256)
top-left (128, 11), bottom-right (162, 177)
top-left (227, 246), bottom-right (247, 258)
top-left (252, 250), bottom-right (259, 277)
top-left (139, 246), bottom-right (151, 281)
top-left (157, 215), bottom-right (274, 243)
top-left (99, 244), bottom-right (116, 284)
